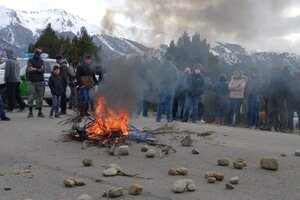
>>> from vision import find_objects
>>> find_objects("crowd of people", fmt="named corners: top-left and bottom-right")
top-left (1, 48), bottom-right (300, 134)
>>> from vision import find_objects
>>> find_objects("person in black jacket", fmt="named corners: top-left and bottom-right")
top-left (27, 48), bottom-right (45, 118)
top-left (48, 66), bottom-right (64, 118)
top-left (56, 55), bottom-right (69, 114)
top-left (183, 63), bottom-right (205, 123)
top-left (213, 74), bottom-right (229, 125)
top-left (76, 55), bottom-right (98, 116)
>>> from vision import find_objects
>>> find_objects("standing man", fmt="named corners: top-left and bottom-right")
top-left (155, 55), bottom-right (178, 123)
top-left (27, 48), bottom-right (45, 118)
top-left (76, 55), bottom-right (97, 116)
top-left (56, 55), bottom-right (69, 115)
top-left (4, 49), bottom-right (26, 111)
top-left (183, 64), bottom-right (205, 123)
top-left (68, 61), bottom-right (78, 110)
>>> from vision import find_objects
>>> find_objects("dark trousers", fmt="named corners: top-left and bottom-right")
top-left (266, 97), bottom-right (288, 131)
top-left (176, 96), bottom-right (185, 120)
top-left (183, 94), bottom-right (201, 122)
top-left (228, 98), bottom-right (243, 125)
top-left (156, 90), bottom-right (174, 122)
top-left (60, 86), bottom-right (67, 113)
top-left (0, 95), bottom-right (6, 117)
top-left (6, 82), bottom-right (26, 110)
top-left (247, 95), bottom-right (260, 126)
top-left (69, 84), bottom-right (77, 109)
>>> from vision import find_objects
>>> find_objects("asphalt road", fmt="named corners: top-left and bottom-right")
top-left (1, 108), bottom-right (300, 200)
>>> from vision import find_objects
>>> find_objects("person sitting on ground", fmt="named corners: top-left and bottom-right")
top-left (0, 95), bottom-right (10, 121)
top-left (48, 66), bottom-right (64, 118)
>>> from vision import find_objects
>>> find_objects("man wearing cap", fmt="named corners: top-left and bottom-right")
top-left (56, 55), bottom-right (69, 115)
top-left (26, 48), bottom-right (45, 118)
top-left (4, 49), bottom-right (26, 112)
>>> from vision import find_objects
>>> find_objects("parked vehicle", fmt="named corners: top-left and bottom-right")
top-left (0, 54), bottom-right (70, 106)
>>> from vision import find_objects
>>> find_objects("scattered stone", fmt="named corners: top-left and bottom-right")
top-left (172, 179), bottom-right (195, 193)
top-left (260, 157), bottom-right (279, 171)
top-left (207, 177), bottom-right (216, 183)
top-left (295, 150), bottom-right (300, 156)
top-left (78, 194), bottom-right (91, 200)
top-left (24, 169), bottom-right (31, 173)
top-left (198, 131), bottom-right (214, 137)
top-left (280, 153), bottom-right (287, 157)
top-left (215, 173), bottom-right (225, 181)
top-left (25, 174), bottom-right (34, 179)
top-left (236, 158), bottom-right (247, 167)
top-left (103, 168), bottom-right (118, 177)
top-left (233, 161), bottom-right (244, 169)
top-left (187, 183), bottom-right (196, 191)
top-left (217, 158), bottom-right (230, 166)
top-left (95, 178), bottom-right (103, 183)
top-left (225, 183), bottom-right (234, 190)
top-left (205, 172), bottom-right (216, 178)
top-left (145, 149), bottom-right (156, 158)
top-left (169, 168), bottom-right (179, 176)
top-left (141, 145), bottom-right (149, 152)
top-left (74, 178), bottom-right (86, 186)
top-left (192, 148), bottom-right (199, 154)
top-left (180, 135), bottom-right (193, 146)
top-left (128, 184), bottom-right (143, 195)
top-left (82, 159), bottom-right (93, 167)
top-left (107, 187), bottom-right (123, 198)
top-left (229, 176), bottom-right (239, 185)
top-left (117, 145), bottom-right (129, 156)
top-left (64, 177), bottom-right (76, 187)
top-left (4, 187), bottom-right (11, 191)
top-left (109, 163), bottom-right (122, 172)
top-left (0, 172), bottom-right (4, 176)
top-left (102, 192), bottom-right (108, 197)
top-left (177, 167), bottom-right (189, 175)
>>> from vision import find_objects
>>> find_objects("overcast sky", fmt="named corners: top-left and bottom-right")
top-left (2, 0), bottom-right (300, 54)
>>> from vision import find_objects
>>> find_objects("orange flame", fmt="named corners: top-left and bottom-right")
top-left (86, 97), bottom-right (130, 144)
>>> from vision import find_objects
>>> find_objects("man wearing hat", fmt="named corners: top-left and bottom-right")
top-left (56, 55), bottom-right (69, 115)
top-left (27, 48), bottom-right (45, 118)
top-left (4, 49), bottom-right (26, 112)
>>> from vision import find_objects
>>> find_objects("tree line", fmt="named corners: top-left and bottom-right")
top-left (28, 23), bottom-right (100, 63)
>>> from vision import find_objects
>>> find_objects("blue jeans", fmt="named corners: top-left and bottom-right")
top-left (176, 96), bottom-right (185, 120)
top-left (137, 100), bottom-right (150, 117)
top-left (0, 95), bottom-right (6, 118)
top-left (50, 95), bottom-right (61, 116)
top-left (228, 98), bottom-right (243, 125)
top-left (183, 94), bottom-right (201, 122)
top-left (247, 95), bottom-right (260, 126)
top-left (156, 90), bottom-right (174, 122)
top-left (80, 88), bottom-right (90, 105)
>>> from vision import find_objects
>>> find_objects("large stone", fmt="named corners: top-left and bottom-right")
top-left (217, 158), bottom-right (230, 166)
top-left (172, 179), bottom-right (195, 193)
top-left (74, 178), bottom-right (86, 186)
top-left (207, 177), bottom-right (216, 183)
top-left (82, 159), bottom-right (93, 167)
top-left (117, 145), bottom-right (129, 156)
top-left (145, 149), bottom-right (156, 158)
top-left (109, 163), bottom-right (122, 172)
top-left (229, 176), bottom-right (239, 185)
top-left (64, 177), bottom-right (75, 187)
top-left (215, 173), bottom-right (224, 181)
top-left (103, 168), bottom-right (118, 176)
top-left (172, 179), bottom-right (187, 193)
top-left (180, 135), bottom-right (193, 146)
top-left (141, 145), bottom-right (149, 152)
top-left (169, 168), bottom-right (179, 176)
top-left (205, 172), bottom-right (216, 178)
top-left (128, 184), bottom-right (143, 195)
top-left (260, 157), bottom-right (279, 171)
top-left (107, 187), bottom-right (123, 198)
top-left (192, 148), bottom-right (200, 154)
top-left (233, 161), bottom-right (244, 169)
top-left (295, 150), bottom-right (300, 156)
top-left (78, 194), bottom-right (91, 200)
top-left (225, 183), bottom-right (234, 190)
top-left (177, 167), bottom-right (189, 175)
top-left (236, 158), bottom-right (247, 167)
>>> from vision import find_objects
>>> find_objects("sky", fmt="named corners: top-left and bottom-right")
top-left (2, 0), bottom-right (300, 54)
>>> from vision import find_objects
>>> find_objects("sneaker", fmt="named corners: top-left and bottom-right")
top-left (1, 116), bottom-right (10, 121)
top-left (49, 115), bottom-right (54, 119)
top-left (6, 108), bottom-right (13, 112)
top-left (60, 111), bottom-right (67, 115)
top-left (27, 112), bottom-right (33, 118)
top-left (55, 114), bottom-right (60, 118)
top-left (38, 112), bottom-right (45, 118)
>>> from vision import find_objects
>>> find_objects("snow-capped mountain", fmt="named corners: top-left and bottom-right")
top-left (0, 5), bottom-right (151, 58)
